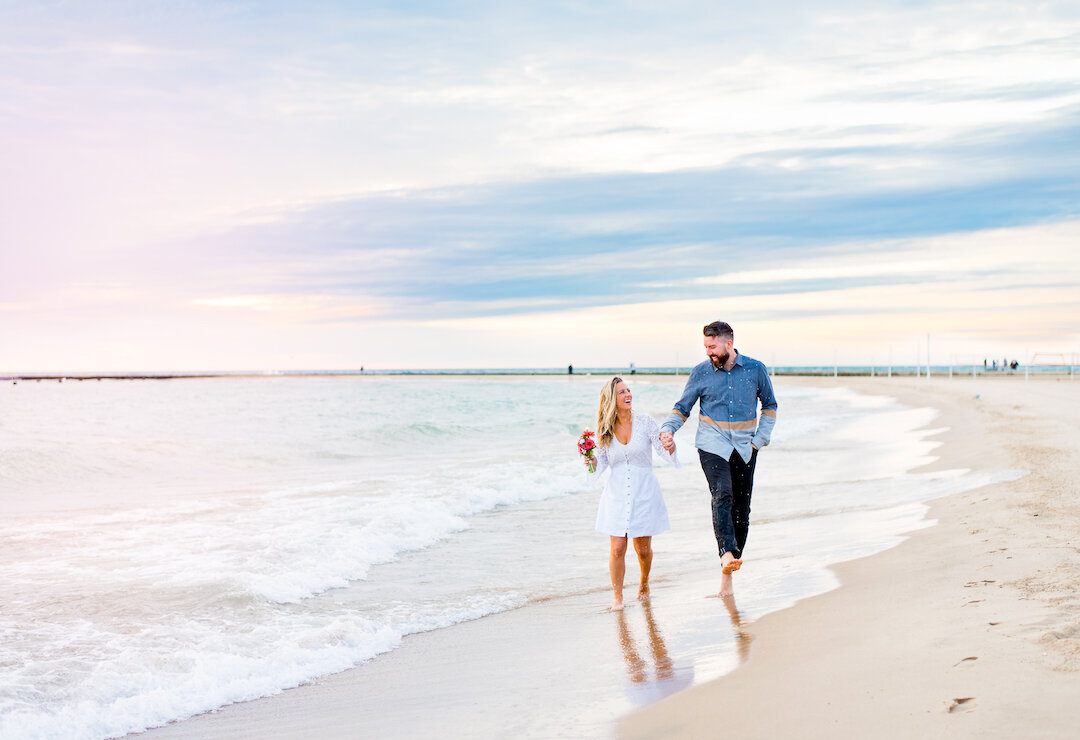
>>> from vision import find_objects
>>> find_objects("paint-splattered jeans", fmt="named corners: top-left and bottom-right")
top-left (698, 447), bottom-right (758, 560)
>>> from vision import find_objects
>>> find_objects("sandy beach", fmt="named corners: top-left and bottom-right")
top-left (623, 375), bottom-right (1080, 739)
top-left (131, 374), bottom-right (1080, 739)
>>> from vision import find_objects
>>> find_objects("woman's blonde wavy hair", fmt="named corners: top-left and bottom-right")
top-left (596, 376), bottom-right (625, 448)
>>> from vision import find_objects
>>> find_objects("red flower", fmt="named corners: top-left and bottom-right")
top-left (577, 429), bottom-right (598, 473)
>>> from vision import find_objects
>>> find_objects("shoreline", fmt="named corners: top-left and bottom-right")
top-left (621, 375), bottom-right (1080, 738)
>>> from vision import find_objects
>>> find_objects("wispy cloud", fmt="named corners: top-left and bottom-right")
top-left (131, 109), bottom-right (1080, 323)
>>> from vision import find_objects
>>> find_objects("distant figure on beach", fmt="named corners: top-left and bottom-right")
top-left (568, 364), bottom-right (574, 375)
top-left (589, 377), bottom-right (678, 611)
top-left (659, 321), bottom-right (777, 597)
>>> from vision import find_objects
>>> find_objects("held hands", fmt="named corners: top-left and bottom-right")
top-left (659, 431), bottom-right (675, 454)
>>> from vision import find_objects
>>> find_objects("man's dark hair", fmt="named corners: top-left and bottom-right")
top-left (703, 321), bottom-right (734, 341)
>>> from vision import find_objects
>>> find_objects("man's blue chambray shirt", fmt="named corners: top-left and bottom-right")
top-left (661, 351), bottom-right (778, 463)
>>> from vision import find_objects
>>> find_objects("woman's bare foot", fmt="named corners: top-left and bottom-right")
top-left (610, 596), bottom-right (625, 612)
top-left (637, 582), bottom-right (650, 600)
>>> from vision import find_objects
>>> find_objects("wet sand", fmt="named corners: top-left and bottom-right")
top-left (134, 557), bottom-right (751, 738)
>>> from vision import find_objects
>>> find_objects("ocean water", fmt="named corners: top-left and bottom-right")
top-left (0, 376), bottom-right (1023, 739)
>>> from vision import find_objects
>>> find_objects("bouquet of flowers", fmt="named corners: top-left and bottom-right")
top-left (578, 430), bottom-right (597, 473)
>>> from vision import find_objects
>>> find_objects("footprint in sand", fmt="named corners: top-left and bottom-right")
top-left (947, 697), bottom-right (977, 714)
top-left (952, 656), bottom-right (978, 668)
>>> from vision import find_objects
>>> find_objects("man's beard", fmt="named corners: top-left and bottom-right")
top-left (709, 350), bottom-right (730, 368)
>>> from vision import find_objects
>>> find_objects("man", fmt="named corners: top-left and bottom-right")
top-left (659, 321), bottom-right (777, 596)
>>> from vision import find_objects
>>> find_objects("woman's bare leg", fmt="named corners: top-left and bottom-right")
top-left (633, 536), bottom-right (653, 599)
top-left (609, 535), bottom-right (628, 611)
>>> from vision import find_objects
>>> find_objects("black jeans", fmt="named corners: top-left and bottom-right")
top-left (698, 448), bottom-right (758, 559)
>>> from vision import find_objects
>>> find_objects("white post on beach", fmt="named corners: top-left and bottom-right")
top-left (926, 333), bottom-right (931, 379)
top-left (1025, 348), bottom-right (1029, 381)
top-left (870, 353), bottom-right (875, 377)
top-left (915, 340), bottom-right (920, 379)
top-left (888, 346), bottom-right (892, 378)
top-left (833, 350), bottom-right (838, 378)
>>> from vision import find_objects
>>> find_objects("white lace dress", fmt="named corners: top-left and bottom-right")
top-left (592, 413), bottom-right (678, 537)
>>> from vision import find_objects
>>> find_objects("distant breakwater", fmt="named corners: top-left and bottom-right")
top-left (4, 366), bottom-right (1075, 382)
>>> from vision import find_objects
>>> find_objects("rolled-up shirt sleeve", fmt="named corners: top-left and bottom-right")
top-left (751, 365), bottom-right (778, 448)
top-left (661, 371), bottom-right (699, 435)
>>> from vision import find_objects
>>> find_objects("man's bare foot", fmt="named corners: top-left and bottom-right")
top-left (610, 597), bottom-right (624, 612)
top-left (721, 558), bottom-right (742, 575)
top-left (637, 583), bottom-right (650, 600)
top-left (718, 571), bottom-right (734, 597)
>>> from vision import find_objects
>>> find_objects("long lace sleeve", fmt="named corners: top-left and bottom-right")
top-left (646, 415), bottom-right (680, 468)
top-left (587, 443), bottom-right (610, 481)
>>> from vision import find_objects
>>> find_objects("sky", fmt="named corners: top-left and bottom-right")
top-left (2, 0), bottom-right (1079, 371)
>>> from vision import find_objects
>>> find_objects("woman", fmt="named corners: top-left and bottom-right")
top-left (588, 377), bottom-right (678, 611)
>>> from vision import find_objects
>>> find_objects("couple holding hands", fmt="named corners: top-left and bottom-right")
top-left (585, 321), bottom-right (778, 611)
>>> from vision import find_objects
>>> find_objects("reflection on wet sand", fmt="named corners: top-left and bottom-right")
top-left (616, 610), bottom-right (648, 683)
top-left (615, 600), bottom-right (692, 702)
top-left (613, 592), bottom-right (755, 704)
top-left (720, 593), bottom-right (753, 665)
